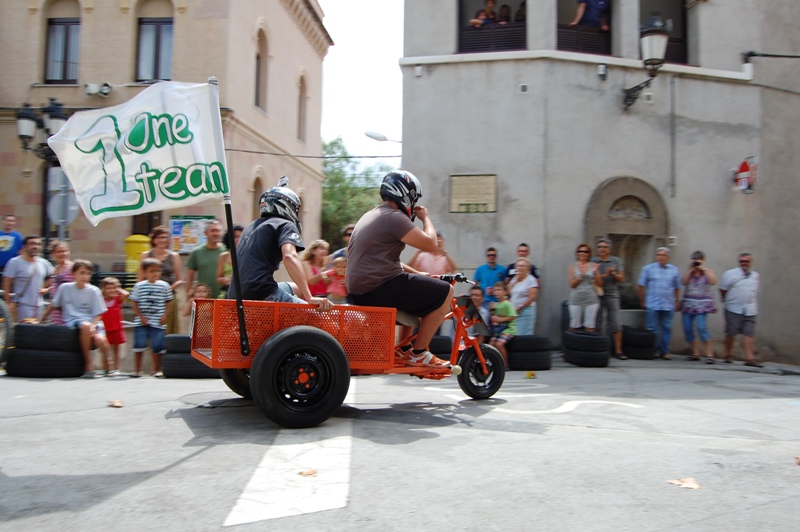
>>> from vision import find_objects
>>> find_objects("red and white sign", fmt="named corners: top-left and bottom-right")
top-left (734, 156), bottom-right (757, 192)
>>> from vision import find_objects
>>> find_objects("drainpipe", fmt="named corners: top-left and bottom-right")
top-left (670, 76), bottom-right (676, 198)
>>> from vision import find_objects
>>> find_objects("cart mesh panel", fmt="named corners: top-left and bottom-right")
top-left (191, 299), bottom-right (394, 369)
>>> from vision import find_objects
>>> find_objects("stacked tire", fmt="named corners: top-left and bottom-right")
top-left (428, 335), bottom-right (453, 359)
top-left (621, 326), bottom-right (657, 359)
top-left (508, 335), bottom-right (553, 371)
top-left (0, 299), bottom-right (13, 365)
top-left (162, 334), bottom-right (221, 379)
top-left (562, 330), bottom-right (610, 368)
top-left (5, 324), bottom-right (86, 378)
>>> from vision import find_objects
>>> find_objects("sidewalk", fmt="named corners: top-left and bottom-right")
top-left (551, 350), bottom-right (800, 376)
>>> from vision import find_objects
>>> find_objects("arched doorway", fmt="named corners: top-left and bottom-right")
top-left (584, 177), bottom-right (669, 308)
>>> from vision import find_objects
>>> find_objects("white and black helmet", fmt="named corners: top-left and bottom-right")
top-left (380, 170), bottom-right (422, 219)
top-left (259, 178), bottom-right (302, 231)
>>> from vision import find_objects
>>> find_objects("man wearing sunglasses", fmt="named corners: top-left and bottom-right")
top-left (719, 253), bottom-right (761, 367)
top-left (328, 224), bottom-right (354, 266)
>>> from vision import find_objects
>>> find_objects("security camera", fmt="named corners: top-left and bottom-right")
top-left (84, 83), bottom-right (100, 95)
top-left (99, 83), bottom-right (113, 97)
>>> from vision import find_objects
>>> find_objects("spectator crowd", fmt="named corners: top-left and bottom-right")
top-left (0, 199), bottom-right (763, 377)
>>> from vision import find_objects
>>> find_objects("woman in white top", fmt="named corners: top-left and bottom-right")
top-left (407, 232), bottom-right (458, 276)
top-left (509, 257), bottom-right (539, 335)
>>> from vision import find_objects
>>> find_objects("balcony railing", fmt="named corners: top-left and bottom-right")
top-left (459, 23), bottom-right (687, 65)
top-left (459, 23), bottom-right (526, 54)
top-left (557, 24), bottom-right (611, 56)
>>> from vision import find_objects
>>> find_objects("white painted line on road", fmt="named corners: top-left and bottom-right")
top-left (223, 381), bottom-right (356, 527)
top-left (494, 400), bottom-right (644, 415)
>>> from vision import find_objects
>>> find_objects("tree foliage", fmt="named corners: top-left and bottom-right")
top-left (321, 137), bottom-right (393, 250)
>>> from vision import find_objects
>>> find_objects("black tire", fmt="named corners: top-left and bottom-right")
top-left (13, 323), bottom-right (80, 352)
top-left (625, 344), bottom-right (657, 360)
top-left (507, 335), bottom-right (552, 352)
top-left (509, 350), bottom-right (552, 371)
top-left (162, 352), bottom-right (221, 379)
top-left (165, 334), bottom-right (192, 353)
top-left (457, 344), bottom-right (506, 399)
top-left (0, 298), bottom-right (12, 364)
top-left (428, 335), bottom-right (453, 356)
top-left (562, 330), bottom-right (610, 352)
top-left (250, 326), bottom-right (350, 429)
top-left (5, 348), bottom-right (84, 378)
top-left (220, 368), bottom-right (253, 399)
top-left (563, 347), bottom-right (610, 368)
top-left (622, 327), bottom-right (656, 347)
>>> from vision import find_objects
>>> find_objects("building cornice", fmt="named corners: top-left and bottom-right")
top-left (400, 50), bottom-right (755, 83)
top-left (279, 0), bottom-right (333, 59)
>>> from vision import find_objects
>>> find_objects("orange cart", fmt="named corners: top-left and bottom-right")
top-left (190, 274), bottom-right (504, 428)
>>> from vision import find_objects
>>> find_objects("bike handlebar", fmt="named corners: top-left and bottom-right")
top-left (437, 273), bottom-right (474, 284)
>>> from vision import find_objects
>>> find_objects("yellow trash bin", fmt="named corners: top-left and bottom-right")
top-left (124, 234), bottom-right (151, 273)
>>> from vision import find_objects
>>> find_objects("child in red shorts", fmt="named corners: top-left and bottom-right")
top-left (101, 277), bottom-right (129, 376)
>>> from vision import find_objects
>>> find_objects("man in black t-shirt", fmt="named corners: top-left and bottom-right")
top-left (234, 182), bottom-right (331, 310)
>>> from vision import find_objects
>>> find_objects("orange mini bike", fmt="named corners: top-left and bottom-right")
top-left (190, 273), bottom-right (504, 428)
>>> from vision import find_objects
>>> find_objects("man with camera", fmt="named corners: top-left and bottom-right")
top-left (592, 238), bottom-right (626, 359)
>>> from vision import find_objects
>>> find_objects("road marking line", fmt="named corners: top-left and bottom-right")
top-left (494, 400), bottom-right (643, 415)
top-left (223, 382), bottom-right (356, 526)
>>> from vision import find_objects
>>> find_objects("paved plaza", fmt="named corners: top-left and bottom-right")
top-left (1, 356), bottom-right (799, 531)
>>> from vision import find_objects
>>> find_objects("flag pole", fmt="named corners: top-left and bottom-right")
top-left (208, 76), bottom-right (250, 356)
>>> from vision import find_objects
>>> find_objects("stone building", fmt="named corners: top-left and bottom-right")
top-left (0, 0), bottom-right (331, 268)
top-left (400, 0), bottom-right (799, 362)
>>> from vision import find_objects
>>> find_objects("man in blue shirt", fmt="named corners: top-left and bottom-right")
top-left (0, 214), bottom-right (24, 276)
top-left (637, 247), bottom-right (681, 359)
top-left (568, 0), bottom-right (610, 31)
top-left (474, 247), bottom-right (508, 303)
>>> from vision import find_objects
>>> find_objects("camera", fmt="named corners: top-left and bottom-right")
top-left (692, 261), bottom-right (701, 267)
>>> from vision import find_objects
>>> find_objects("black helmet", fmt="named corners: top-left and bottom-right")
top-left (380, 170), bottom-right (422, 219)
top-left (259, 179), bottom-right (302, 231)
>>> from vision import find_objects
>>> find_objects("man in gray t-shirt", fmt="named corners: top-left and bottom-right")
top-left (592, 238), bottom-right (626, 358)
top-left (347, 171), bottom-right (453, 368)
top-left (2, 235), bottom-right (53, 322)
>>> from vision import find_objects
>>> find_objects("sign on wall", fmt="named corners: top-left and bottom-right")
top-left (449, 174), bottom-right (497, 213)
top-left (170, 215), bottom-right (214, 254)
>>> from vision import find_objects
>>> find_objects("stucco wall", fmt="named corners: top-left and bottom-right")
top-left (401, 0), bottom-right (799, 362)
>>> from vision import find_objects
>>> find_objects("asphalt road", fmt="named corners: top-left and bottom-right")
top-left (1, 357), bottom-right (799, 531)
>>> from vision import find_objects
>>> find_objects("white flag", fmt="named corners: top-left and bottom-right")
top-left (48, 81), bottom-right (229, 226)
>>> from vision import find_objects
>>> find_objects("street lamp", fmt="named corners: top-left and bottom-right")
top-left (16, 98), bottom-right (69, 255)
top-left (622, 12), bottom-right (670, 110)
top-left (365, 130), bottom-right (402, 143)
top-left (16, 98), bottom-right (66, 164)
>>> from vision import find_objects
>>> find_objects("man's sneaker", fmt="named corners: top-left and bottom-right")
top-left (396, 347), bottom-right (451, 368)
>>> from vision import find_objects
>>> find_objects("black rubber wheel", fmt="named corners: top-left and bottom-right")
top-left (563, 330), bottom-right (610, 352)
top-left (5, 348), bottom-right (84, 378)
top-left (162, 352), bottom-right (221, 379)
top-left (564, 348), bottom-right (610, 368)
top-left (13, 323), bottom-right (81, 352)
top-left (428, 335), bottom-right (453, 356)
top-left (165, 334), bottom-right (192, 353)
top-left (508, 350), bottom-right (552, 371)
top-left (457, 344), bottom-right (505, 399)
top-left (507, 335), bottom-right (552, 352)
top-left (0, 298), bottom-right (12, 364)
top-left (250, 326), bottom-right (350, 429)
top-left (624, 344), bottom-right (657, 360)
top-left (622, 327), bottom-right (657, 348)
top-left (220, 368), bottom-right (253, 399)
